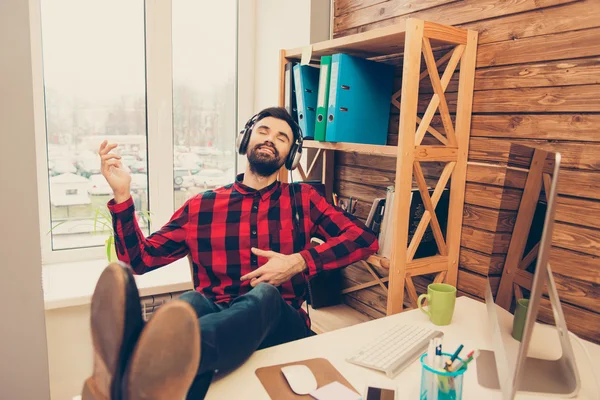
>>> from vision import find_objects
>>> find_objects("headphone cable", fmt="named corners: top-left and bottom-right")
top-left (289, 168), bottom-right (312, 327)
top-left (289, 168), bottom-right (300, 227)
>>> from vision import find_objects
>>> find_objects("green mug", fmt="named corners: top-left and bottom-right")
top-left (512, 298), bottom-right (529, 342)
top-left (417, 283), bottom-right (457, 326)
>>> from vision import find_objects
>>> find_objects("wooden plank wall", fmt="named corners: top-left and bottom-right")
top-left (333, 0), bottom-right (600, 343)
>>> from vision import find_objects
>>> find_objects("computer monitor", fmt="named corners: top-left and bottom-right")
top-left (475, 145), bottom-right (580, 399)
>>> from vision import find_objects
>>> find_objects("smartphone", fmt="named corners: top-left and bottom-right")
top-left (364, 385), bottom-right (397, 400)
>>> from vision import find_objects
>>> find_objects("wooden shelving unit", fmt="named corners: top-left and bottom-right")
top-left (279, 19), bottom-right (478, 315)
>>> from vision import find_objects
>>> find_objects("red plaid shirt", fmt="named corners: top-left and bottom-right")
top-left (108, 174), bottom-right (378, 314)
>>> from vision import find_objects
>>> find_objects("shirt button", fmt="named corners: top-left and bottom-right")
top-left (252, 205), bottom-right (258, 211)
top-left (252, 230), bottom-right (257, 235)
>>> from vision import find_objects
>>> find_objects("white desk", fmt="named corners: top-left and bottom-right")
top-left (206, 297), bottom-right (599, 399)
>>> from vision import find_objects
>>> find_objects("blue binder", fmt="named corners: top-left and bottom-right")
top-left (293, 64), bottom-right (319, 139)
top-left (326, 54), bottom-right (394, 145)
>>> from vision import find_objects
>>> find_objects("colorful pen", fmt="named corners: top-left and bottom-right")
top-left (452, 350), bottom-right (479, 371)
top-left (435, 338), bottom-right (442, 357)
top-left (445, 344), bottom-right (463, 371)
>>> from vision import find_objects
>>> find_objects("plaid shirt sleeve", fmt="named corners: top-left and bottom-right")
top-left (299, 186), bottom-right (379, 276)
top-left (108, 196), bottom-right (190, 275)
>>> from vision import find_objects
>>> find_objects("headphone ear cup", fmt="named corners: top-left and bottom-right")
top-left (291, 148), bottom-right (302, 170)
top-left (285, 144), bottom-right (297, 170)
top-left (286, 145), bottom-right (302, 170)
top-left (237, 129), bottom-right (251, 155)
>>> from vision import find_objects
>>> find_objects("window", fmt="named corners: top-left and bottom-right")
top-left (172, 0), bottom-right (237, 209)
top-left (32, 0), bottom-right (243, 263)
top-left (39, 0), bottom-right (149, 252)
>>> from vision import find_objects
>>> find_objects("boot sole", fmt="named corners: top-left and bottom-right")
top-left (123, 301), bottom-right (201, 400)
top-left (87, 262), bottom-right (144, 400)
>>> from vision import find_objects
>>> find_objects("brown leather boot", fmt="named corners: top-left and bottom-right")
top-left (121, 300), bottom-right (201, 400)
top-left (82, 262), bottom-right (144, 400)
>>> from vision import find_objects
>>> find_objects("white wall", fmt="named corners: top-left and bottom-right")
top-left (252, 0), bottom-right (330, 111)
top-left (253, 0), bottom-right (311, 110)
top-left (239, 0), bottom-right (330, 173)
top-left (0, 0), bottom-right (51, 398)
top-left (45, 305), bottom-right (93, 400)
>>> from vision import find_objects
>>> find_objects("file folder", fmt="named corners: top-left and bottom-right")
top-left (326, 53), bottom-right (394, 145)
top-left (284, 62), bottom-right (298, 121)
top-left (314, 55), bottom-right (332, 141)
top-left (293, 64), bottom-right (319, 139)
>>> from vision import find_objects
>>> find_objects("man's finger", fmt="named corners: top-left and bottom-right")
top-left (241, 267), bottom-right (264, 281)
top-left (99, 142), bottom-right (115, 155)
top-left (100, 143), bottom-right (118, 156)
top-left (250, 275), bottom-right (270, 287)
top-left (101, 153), bottom-right (122, 162)
top-left (251, 247), bottom-right (278, 258)
top-left (104, 159), bottom-right (120, 168)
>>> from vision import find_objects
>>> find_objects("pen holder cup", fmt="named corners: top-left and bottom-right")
top-left (419, 352), bottom-right (467, 400)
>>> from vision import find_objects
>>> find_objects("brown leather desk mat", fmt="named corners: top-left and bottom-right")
top-left (255, 357), bottom-right (359, 399)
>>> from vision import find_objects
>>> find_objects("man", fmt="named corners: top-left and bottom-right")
top-left (100, 107), bottom-right (378, 398)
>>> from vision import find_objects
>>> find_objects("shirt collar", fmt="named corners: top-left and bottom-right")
top-left (233, 173), bottom-right (281, 200)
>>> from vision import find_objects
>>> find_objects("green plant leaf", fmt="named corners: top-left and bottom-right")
top-left (106, 236), bottom-right (112, 261)
top-left (92, 206), bottom-right (114, 236)
top-left (46, 219), bottom-right (68, 235)
top-left (93, 208), bottom-right (99, 234)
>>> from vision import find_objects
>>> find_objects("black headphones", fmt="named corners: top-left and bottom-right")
top-left (236, 111), bottom-right (303, 170)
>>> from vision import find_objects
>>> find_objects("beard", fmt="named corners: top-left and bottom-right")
top-left (247, 143), bottom-right (285, 177)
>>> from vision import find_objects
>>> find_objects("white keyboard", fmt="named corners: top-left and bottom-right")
top-left (346, 324), bottom-right (443, 378)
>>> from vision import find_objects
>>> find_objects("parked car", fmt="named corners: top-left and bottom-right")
top-left (120, 154), bottom-right (147, 173)
top-left (174, 167), bottom-right (198, 190)
top-left (192, 168), bottom-right (234, 189)
top-left (176, 153), bottom-right (203, 169)
top-left (76, 156), bottom-right (101, 178)
top-left (51, 158), bottom-right (77, 176)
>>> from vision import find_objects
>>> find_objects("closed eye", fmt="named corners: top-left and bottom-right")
top-left (277, 133), bottom-right (290, 143)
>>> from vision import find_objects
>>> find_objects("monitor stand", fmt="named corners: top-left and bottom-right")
top-left (477, 350), bottom-right (578, 396)
top-left (476, 266), bottom-right (580, 399)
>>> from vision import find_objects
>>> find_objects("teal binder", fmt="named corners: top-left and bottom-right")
top-left (284, 62), bottom-right (298, 122)
top-left (293, 64), bottom-right (319, 139)
top-left (314, 55), bottom-right (332, 142)
top-left (326, 53), bottom-right (394, 145)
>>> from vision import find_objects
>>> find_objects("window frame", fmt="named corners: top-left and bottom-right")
top-left (31, 0), bottom-right (250, 264)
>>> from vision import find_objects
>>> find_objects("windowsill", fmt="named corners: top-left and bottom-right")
top-left (42, 257), bottom-right (194, 311)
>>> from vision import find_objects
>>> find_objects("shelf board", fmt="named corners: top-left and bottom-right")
top-left (366, 254), bottom-right (449, 275)
top-left (304, 141), bottom-right (459, 161)
top-left (303, 140), bottom-right (397, 157)
top-left (285, 20), bottom-right (468, 61)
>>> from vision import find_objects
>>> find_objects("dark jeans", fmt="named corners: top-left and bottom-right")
top-left (179, 283), bottom-right (310, 397)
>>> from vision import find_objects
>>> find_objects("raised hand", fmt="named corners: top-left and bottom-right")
top-left (98, 140), bottom-right (131, 203)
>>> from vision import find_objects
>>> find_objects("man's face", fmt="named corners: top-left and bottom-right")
top-left (246, 116), bottom-right (293, 177)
